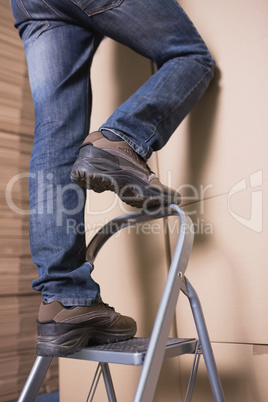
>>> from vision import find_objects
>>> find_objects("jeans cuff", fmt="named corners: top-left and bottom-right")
top-left (99, 127), bottom-right (152, 161)
top-left (44, 294), bottom-right (102, 307)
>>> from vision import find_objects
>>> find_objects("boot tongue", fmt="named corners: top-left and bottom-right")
top-left (101, 129), bottom-right (121, 142)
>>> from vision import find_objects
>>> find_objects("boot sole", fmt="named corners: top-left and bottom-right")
top-left (71, 158), bottom-right (180, 208)
top-left (36, 322), bottom-right (137, 357)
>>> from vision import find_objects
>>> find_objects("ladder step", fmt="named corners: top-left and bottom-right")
top-left (67, 337), bottom-right (197, 366)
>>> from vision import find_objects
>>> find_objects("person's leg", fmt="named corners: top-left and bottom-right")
top-left (10, 0), bottom-right (136, 357)
top-left (23, 23), bottom-right (102, 305)
top-left (69, 0), bottom-right (215, 206)
top-left (74, 0), bottom-right (216, 160)
top-left (10, 0), bottom-right (107, 306)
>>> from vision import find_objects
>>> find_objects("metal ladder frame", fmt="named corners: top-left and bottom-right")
top-left (18, 204), bottom-right (225, 402)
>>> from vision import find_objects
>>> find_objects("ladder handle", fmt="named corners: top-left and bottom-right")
top-left (86, 205), bottom-right (181, 262)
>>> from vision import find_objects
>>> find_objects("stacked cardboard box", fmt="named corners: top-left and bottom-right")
top-left (0, 2), bottom-right (58, 401)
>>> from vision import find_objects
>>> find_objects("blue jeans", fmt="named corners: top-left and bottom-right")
top-left (11, 0), bottom-right (215, 306)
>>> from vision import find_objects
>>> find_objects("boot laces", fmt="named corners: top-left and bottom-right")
top-left (100, 301), bottom-right (115, 311)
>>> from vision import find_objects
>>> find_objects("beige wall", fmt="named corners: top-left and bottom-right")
top-left (60, 0), bottom-right (268, 400)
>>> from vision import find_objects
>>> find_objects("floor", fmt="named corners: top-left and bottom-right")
top-left (36, 391), bottom-right (59, 402)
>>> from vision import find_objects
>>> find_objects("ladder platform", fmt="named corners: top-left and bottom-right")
top-left (67, 337), bottom-right (197, 366)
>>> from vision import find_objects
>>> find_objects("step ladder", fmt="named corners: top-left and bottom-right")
top-left (18, 204), bottom-right (225, 402)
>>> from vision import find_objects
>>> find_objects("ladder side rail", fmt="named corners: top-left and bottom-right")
top-left (184, 278), bottom-right (225, 402)
top-left (134, 205), bottom-right (194, 402)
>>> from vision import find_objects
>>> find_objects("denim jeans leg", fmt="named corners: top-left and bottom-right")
top-left (13, 13), bottom-right (103, 305)
top-left (88, 0), bottom-right (216, 160)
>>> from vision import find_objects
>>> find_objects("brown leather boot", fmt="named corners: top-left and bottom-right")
top-left (71, 131), bottom-right (181, 208)
top-left (36, 300), bottom-right (136, 357)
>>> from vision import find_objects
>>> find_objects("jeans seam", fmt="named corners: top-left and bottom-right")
top-left (38, 0), bottom-right (64, 19)
top-left (70, 0), bottom-right (124, 17)
top-left (84, 54), bottom-right (91, 141)
top-left (23, 21), bottom-right (50, 45)
top-left (35, 20), bottom-right (50, 41)
top-left (17, 0), bottom-right (31, 18)
top-left (47, 298), bottom-right (99, 301)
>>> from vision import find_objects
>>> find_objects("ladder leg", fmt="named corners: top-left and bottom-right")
top-left (185, 279), bottom-right (225, 402)
top-left (184, 342), bottom-right (201, 402)
top-left (100, 362), bottom-right (117, 402)
top-left (18, 356), bottom-right (53, 402)
top-left (85, 363), bottom-right (102, 402)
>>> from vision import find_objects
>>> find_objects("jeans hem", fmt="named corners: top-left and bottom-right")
top-left (44, 294), bottom-right (102, 307)
top-left (99, 127), bottom-right (152, 161)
